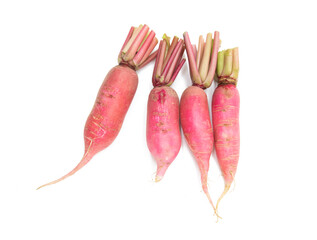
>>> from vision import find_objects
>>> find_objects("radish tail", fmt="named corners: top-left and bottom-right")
top-left (215, 184), bottom-right (231, 213)
top-left (202, 184), bottom-right (222, 220)
top-left (154, 164), bottom-right (170, 182)
top-left (37, 141), bottom-right (94, 190)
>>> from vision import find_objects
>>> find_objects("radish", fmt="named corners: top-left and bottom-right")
top-left (212, 48), bottom-right (240, 212)
top-left (38, 25), bottom-right (158, 189)
top-left (147, 35), bottom-right (185, 182)
top-left (180, 31), bottom-right (220, 216)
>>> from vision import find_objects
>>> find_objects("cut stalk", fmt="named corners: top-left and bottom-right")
top-left (156, 40), bottom-right (167, 80)
top-left (204, 31), bottom-right (220, 87)
top-left (199, 33), bottom-right (212, 81)
top-left (138, 37), bottom-right (158, 66)
top-left (230, 47), bottom-right (239, 80)
top-left (118, 27), bottom-right (134, 64)
top-left (183, 32), bottom-right (201, 85)
top-left (133, 31), bottom-right (155, 66)
top-left (217, 50), bottom-right (225, 77)
top-left (152, 41), bottom-right (163, 84)
top-left (162, 36), bottom-right (179, 70)
top-left (122, 25), bottom-right (143, 54)
top-left (192, 44), bottom-right (197, 60)
top-left (161, 40), bottom-right (183, 82)
top-left (137, 31), bottom-right (150, 52)
top-left (168, 58), bottom-right (186, 86)
top-left (176, 46), bottom-right (185, 70)
top-left (152, 35), bottom-right (185, 87)
top-left (123, 25), bottom-right (149, 61)
top-left (196, 35), bottom-right (205, 70)
top-left (138, 50), bottom-right (158, 70)
top-left (222, 49), bottom-right (233, 76)
top-left (118, 24), bottom-right (158, 70)
top-left (216, 47), bottom-right (239, 85)
top-left (164, 40), bottom-right (184, 83)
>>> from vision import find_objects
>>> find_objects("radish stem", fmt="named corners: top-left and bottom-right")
top-left (168, 58), bottom-right (185, 86)
top-left (118, 27), bottom-right (134, 64)
top-left (183, 32), bottom-right (201, 85)
top-left (204, 31), bottom-right (220, 88)
top-left (122, 25), bottom-right (143, 54)
top-left (124, 25), bottom-right (149, 61)
top-left (119, 25), bottom-right (158, 70)
top-left (156, 40), bottom-right (167, 81)
top-left (230, 47), bottom-right (239, 80)
top-left (161, 40), bottom-right (183, 82)
top-left (217, 50), bottom-right (225, 78)
top-left (138, 37), bottom-right (158, 66)
top-left (222, 49), bottom-right (233, 77)
top-left (199, 33), bottom-right (212, 82)
top-left (152, 35), bottom-right (185, 87)
top-left (133, 31), bottom-right (155, 66)
top-left (196, 35), bottom-right (205, 70)
top-left (162, 36), bottom-right (179, 70)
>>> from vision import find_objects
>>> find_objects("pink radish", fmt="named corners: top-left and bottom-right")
top-left (38, 25), bottom-right (158, 189)
top-left (180, 31), bottom-right (220, 216)
top-left (212, 48), bottom-right (240, 212)
top-left (147, 35), bottom-right (185, 182)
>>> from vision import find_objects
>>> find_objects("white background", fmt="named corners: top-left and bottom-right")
top-left (1, 0), bottom-right (316, 239)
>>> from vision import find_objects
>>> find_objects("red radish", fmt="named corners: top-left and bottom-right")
top-left (212, 48), bottom-right (240, 212)
top-left (38, 25), bottom-right (158, 189)
top-left (147, 35), bottom-right (185, 182)
top-left (180, 31), bottom-right (220, 216)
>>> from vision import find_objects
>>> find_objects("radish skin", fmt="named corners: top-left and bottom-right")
top-left (180, 86), bottom-right (214, 201)
top-left (147, 36), bottom-right (185, 182)
top-left (38, 66), bottom-right (138, 189)
top-left (181, 32), bottom-right (220, 218)
top-left (212, 84), bottom-right (239, 185)
top-left (213, 48), bottom-right (240, 212)
top-left (38, 25), bottom-right (157, 189)
top-left (147, 86), bottom-right (181, 181)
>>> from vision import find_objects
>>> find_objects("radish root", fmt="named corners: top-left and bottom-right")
top-left (215, 184), bottom-right (231, 214)
top-left (37, 140), bottom-right (93, 190)
top-left (203, 187), bottom-right (222, 220)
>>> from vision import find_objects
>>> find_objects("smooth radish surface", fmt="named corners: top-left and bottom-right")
top-left (38, 65), bottom-right (138, 189)
top-left (147, 35), bottom-right (185, 182)
top-left (181, 31), bottom-right (220, 218)
top-left (38, 25), bottom-right (157, 189)
top-left (180, 86), bottom-right (214, 208)
top-left (212, 84), bottom-right (239, 185)
top-left (147, 86), bottom-right (181, 181)
top-left (213, 47), bottom-right (240, 212)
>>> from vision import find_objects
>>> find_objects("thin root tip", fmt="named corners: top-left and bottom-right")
top-left (214, 211), bottom-right (222, 221)
top-left (155, 175), bottom-right (163, 182)
top-left (215, 184), bottom-right (231, 213)
top-left (36, 182), bottom-right (51, 190)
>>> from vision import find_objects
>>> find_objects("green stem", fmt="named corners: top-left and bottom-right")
top-left (222, 49), bottom-right (233, 76)
top-left (230, 47), bottom-right (239, 80)
top-left (216, 47), bottom-right (239, 85)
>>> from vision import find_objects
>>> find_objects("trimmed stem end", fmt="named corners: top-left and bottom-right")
top-left (118, 25), bottom-right (158, 70)
top-left (217, 47), bottom-right (239, 85)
